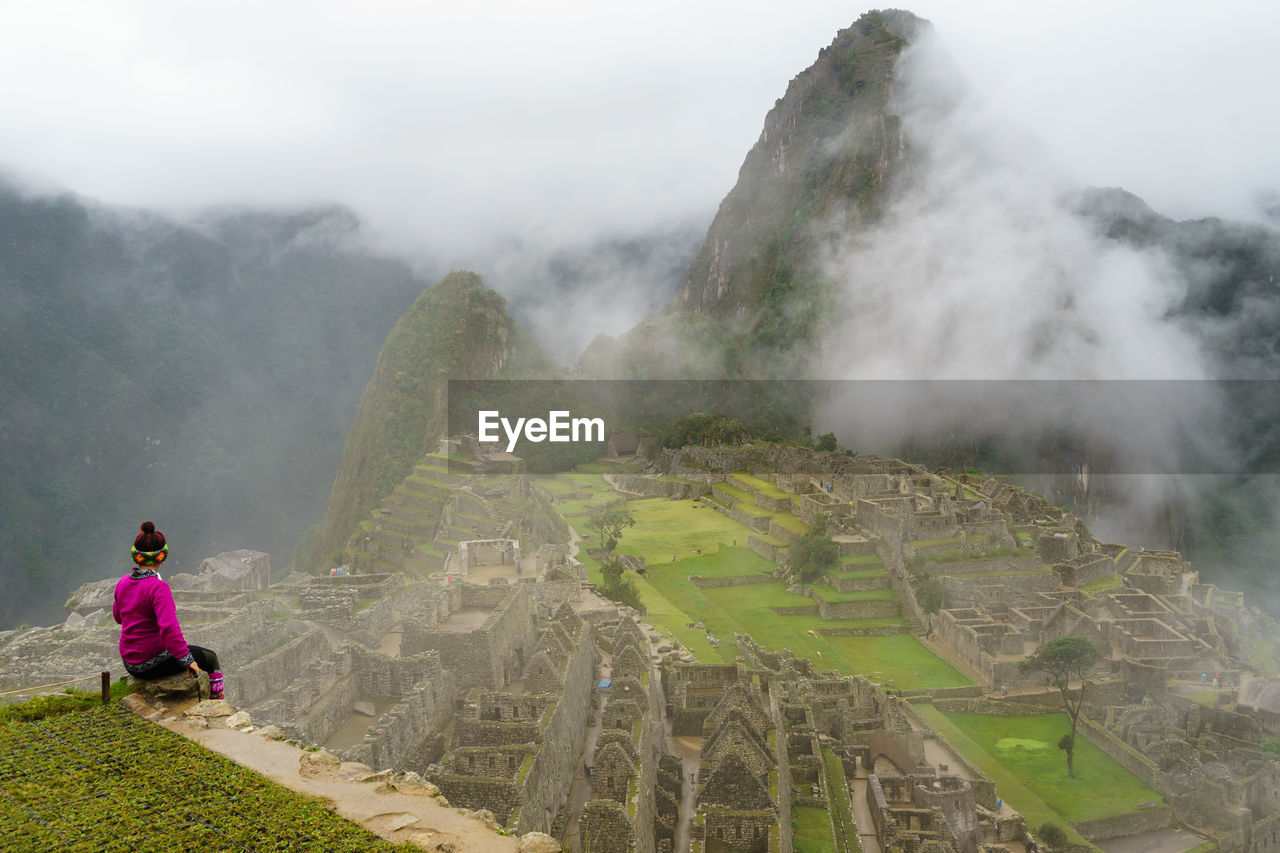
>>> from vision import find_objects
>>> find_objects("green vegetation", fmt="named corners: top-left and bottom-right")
top-left (1038, 822), bottom-right (1068, 851)
top-left (793, 806), bottom-right (836, 853)
top-left (792, 523), bottom-right (840, 583)
top-left (823, 748), bottom-right (861, 853)
top-left (586, 505), bottom-right (636, 554)
top-left (909, 573), bottom-right (944, 613)
top-left (1019, 636), bottom-right (1103, 777)
top-left (554, 471), bottom-right (968, 689)
top-left (917, 707), bottom-right (1162, 829)
top-left (0, 678), bottom-right (139, 724)
top-left (0, 705), bottom-right (404, 850)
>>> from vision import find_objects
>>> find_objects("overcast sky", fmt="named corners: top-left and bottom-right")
top-left (2, 1), bottom-right (1278, 265)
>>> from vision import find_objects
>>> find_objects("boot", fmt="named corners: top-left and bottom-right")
top-left (209, 671), bottom-right (224, 700)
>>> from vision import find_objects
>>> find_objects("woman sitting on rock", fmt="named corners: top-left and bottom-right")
top-left (113, 521), bottom-right (225, 700)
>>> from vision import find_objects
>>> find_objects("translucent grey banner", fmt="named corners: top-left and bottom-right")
top-left (446, 380), bottom-right (1279, 475)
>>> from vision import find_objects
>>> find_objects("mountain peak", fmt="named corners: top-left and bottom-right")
top-left (675, 9), bottom-right (927, 369)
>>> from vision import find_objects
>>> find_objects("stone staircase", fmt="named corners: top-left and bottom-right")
top-left (880, 544), bottom-right (926, 635)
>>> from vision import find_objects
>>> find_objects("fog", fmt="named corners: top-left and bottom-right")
top-left (3, 3), bottom-right (1279, 616)
top-left (2, 2), bottom-right (1277, 265)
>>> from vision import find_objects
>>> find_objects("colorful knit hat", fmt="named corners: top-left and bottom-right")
top-left (132, 521), bottom-right (168, 566)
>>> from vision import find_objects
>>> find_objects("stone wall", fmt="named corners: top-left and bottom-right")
top-left (829, 573), bottom-right (889, 593)
top-left (689, 574), bottom-right (774, 588)
top-left (580, 799), bottom-right (635, 853)
top-left (233, 627), bottom-right (327, 709)
top-left (353, 652), bottom-right (455, 772)
top-left (410, 584), bottom-right (538, 689)
top-left (1069, 806), bottom-right (1172, 842)
top-left (514, 619), bottom-right (596, 835)
top-left (747, 536), bottom-right (784, 562)
top-left (1076, 717), bottom-right (1175, 799)
top-left (817, 598), bottom-right (900, 621)
top-left (613, 474), bottom-right (710, 500)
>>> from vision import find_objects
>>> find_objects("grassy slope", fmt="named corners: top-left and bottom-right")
top-left (0, 706), bottom-right (402, 851)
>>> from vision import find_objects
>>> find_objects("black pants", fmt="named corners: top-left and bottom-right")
top-left (128, 645), bottom-right (221, 679)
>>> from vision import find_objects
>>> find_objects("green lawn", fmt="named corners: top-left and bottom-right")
top-left (0, 706), bottom-right (401, 850)
top-left (561, 472), bottom-right (969, 689)
top-left (823, 748), bottom-right (861, 853)
top-left (793, 806), bottom-right (835, 853)
top-left (729, 471), bottom-right (791, 499)
top-left (915, 706), bottom-right (1164, 833)
top-left (608, 496), bottom-right (760, 563)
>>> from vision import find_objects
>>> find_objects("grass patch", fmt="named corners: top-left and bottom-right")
top-left (730, 471), bottom-right (790, 500)
top-left (793, 806), bottom-right (835, 853)
top-left (612, 497), bottom-right (764, 564)
top-left (917, 706), bottom-right (1163, 827)
top-left (1081, 575), bottom-right (1123, 593)
top-left (0, 678), bottom-right (140, 724)
top-left (823, 748), bottom-right (861, 853)
top-left (0, 705), bottom-right (402, 849)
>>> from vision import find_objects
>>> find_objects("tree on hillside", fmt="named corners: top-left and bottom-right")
top-left (1018, 636), bottom-right (1102, 777)
top-left (790, 520), bottom-right (839, 583)
top-left (586, 504), bottom-right (635, 555)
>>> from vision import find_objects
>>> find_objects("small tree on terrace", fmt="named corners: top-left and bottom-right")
top-left (1018, 635), bottom-right (1101, 777)
top-left (586, 504), bottom-right (635, 556)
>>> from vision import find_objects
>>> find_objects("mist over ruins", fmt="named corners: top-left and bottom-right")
top-left (3, 7), bottom-right (1280, 853)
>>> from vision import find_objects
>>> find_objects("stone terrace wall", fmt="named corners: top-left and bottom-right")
top-left (1077, 717), bottom-right (1175, 799)
top-left (1070, 807), bottom-right (1172, 842)
top-left (236, 628), bottom-right (329, 709)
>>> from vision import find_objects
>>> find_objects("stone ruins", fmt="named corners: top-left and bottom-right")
top-left (4, 441), bottom-right (1280, 852)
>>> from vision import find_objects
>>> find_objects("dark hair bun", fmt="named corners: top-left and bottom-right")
top-left (134, 522), bottom-right (166, 551)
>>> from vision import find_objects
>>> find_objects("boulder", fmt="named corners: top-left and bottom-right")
top-left (256, 725), bottom-right (285, 740)
top-left (195, 550), bottom-right (270, 591)
top-left (353, 700), bottom-right (377, 717)
top-left (226, 711), bottom-right (251, 728)
top-left (64, 578), bottom-right (118, 615)
top-left (298, 749), bottom-right (342, 780)
top-left (167, 572), bottom-right (204, 591)
top-left (185, 699), bottom-right (235, 717)
top-left (119, 693), bottom-right (157, 718)
top-left (134, 671), bottom-right (208, 700)
top-left (520, 832), bottom-right (561, 853)
top-left (390, 771), bottom-right (440, 797)
top-left (466, 809), bottom-right (502, 833)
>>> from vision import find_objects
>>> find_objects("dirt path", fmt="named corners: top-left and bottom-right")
top-left (164, 717), bottom-right (518, 852)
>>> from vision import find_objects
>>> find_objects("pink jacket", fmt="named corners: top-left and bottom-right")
top-left (113, 573), bottom-right (191, 665)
